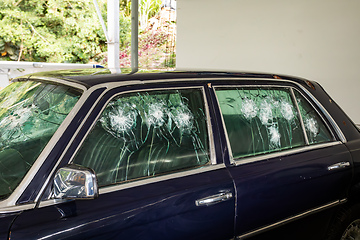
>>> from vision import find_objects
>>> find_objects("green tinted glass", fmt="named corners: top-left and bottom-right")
top-left (73, 89), bottom-right (210, 187)
top-left (0, 81), bottom-right (82, 200)
top-left (216, 87), bottom-right (305, 159)
top-left (294, 90), bottom-right (333, 144)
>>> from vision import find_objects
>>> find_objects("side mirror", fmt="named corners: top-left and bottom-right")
top-left (53, 164), bottom-right (98, 199)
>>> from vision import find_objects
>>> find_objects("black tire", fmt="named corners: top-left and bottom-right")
top-left (326, 204), bottom-right (360, 240)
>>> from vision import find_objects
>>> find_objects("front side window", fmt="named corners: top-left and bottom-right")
top-left (73, 88), bottom-right (210, 187)
top-left (215, 87), bottom-right (305, 159)
top-left (0, 81), bottom-right (82, 201)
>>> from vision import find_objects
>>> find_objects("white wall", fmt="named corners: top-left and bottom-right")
top-left (177, 0), bottom-right (360, 123)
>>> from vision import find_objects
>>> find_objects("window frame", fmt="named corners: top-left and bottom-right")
top-left (0, 78), bottom-right (87, 210)
top-left (213, 83), bottom-right (344, 166)
top-left (67, 85), bottom-right (219, 194)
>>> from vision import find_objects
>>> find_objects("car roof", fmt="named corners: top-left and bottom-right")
top-left (19, 69), bottom-right (313, 89)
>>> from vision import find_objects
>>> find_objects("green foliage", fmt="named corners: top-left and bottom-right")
top-left (0, 0), bottom-right (175, 69)
top-left (0, 0), bottom-right (108, 63)
top-left (119, 13), bottom-right (131, 49)
top-left (139, 0), bottom-right (162, 30)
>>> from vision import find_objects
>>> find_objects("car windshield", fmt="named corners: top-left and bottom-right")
top-left (0, 81), bottom-right (82, 201)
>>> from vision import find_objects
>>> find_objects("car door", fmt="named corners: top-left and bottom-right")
top-left (212, 82), bottom-right (353, 238)
top-left (9, 84), bottom-right (236, 240)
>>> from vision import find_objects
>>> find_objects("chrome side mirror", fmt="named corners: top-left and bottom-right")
top-left (53, 164), bottom-right (98, 199)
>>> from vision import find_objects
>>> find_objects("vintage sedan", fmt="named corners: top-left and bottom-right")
top-left (0, 70), bottom-right (360, 240)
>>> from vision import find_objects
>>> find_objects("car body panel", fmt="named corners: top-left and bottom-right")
top-left (0, 70), bottom-right (359, 239)
top-left (206, 80), bottom-right (354, 238)
top-left (230, 143), bottom-right (352, 237)
top-left (10, 168), bottom-right (235, 240)
top-left (0, 213), bottom-right (19, 239)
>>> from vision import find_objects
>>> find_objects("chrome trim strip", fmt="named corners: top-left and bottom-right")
top-left (295, 85), bottom-right (346, 143)
top-left (292, 88), bottom-right (337, 142)
top-left (237, 199), bottom-right (346, 239)
top-left (202, 87), bottom-right (217, 164)
top-left (38, 199), bottom-right (72, 209)
top-left (26, 76), bottom-right (88, 92)
top-left (0, 80), bottom-right (87, 209)
top-left (290, 88), bottom-right (309, 145)
top-left (234, 141), bottom-right (342, 166)
top-left (37, 164), bottom-right (226, 209)
top-left (99, 164), bottom-right (226, 195)
top-left (0, 203), bottom-right (36, 214)
top-left (79, 80), bottom-right (144, 90)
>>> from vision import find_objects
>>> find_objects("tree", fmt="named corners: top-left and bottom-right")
top-left (0, 0), bottom-right (175, 69)
top-left (0, 0), bottom-right (109, 63)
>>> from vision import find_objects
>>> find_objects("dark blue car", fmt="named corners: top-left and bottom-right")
top-left (0, 70), bottom-right (359, 240)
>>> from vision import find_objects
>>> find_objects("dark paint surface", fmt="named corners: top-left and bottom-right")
top-left (10, 169), bottom-right (235, 240)
top-left (0, 213), bottom-right (19, 239)
top-left (1, 71), bottom-right (359, 239)
top-left (229, 144), bottom-right (352, 235)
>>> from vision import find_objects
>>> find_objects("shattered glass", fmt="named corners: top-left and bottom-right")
top-left (294, 90), bottom-right (333, 144)
top-left (73, 89), bottom-right (210, 187)
top-left (0, 81), bottom-right (81, 200)
top-left (216, 87), bottom-right (305, 159)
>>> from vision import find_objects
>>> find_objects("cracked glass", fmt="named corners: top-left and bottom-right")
top-left (294, 90), bottom-right (333, 144)
top-left (216, 87), bottom-right (305, 159)
top-left (73, 88), bottom-right (210, 187)
top-left (0, 81), bottom-right (82, 201)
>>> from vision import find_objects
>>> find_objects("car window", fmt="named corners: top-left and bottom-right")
top-left (72, 88), bottom-right (211, 187)
top-left (293, 90), bottom-right (334, 144)
top-left (0, 81), bottom-right (82, 201)
top-left (215, 87), bottom-right (306, 159)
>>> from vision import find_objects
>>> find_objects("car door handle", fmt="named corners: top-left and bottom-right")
top-left (327, 161), bottom-right (351, 171)
top-left (195, 192), bottom-right (233, 207)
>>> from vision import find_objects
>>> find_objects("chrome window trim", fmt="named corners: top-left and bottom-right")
top-left (59, 85), bottom-right (216, 195)
top-left (0, 79), bottom-right (87, 209)
top-left (290, 88), bottom-right (309, 144)
top-left (33, 85), bottom-right (109, 203)
top-left (237, 199), bottom-right (346, 239)
top-left (25, 76), bottom-right (88, 92)
top-left (0, 203), bottom-right (36, 214)
top-left (213, 85), bottom-right (298, 165)
top-left (295, 85), bottom-right (346, 143)
top-left (37, 164), bottom-right (226, 209)
top-left (213, 83), bottom-right (346, 165)
top-left (234, 141), bottom-right (342, 166)
top-left (292, 88), bottom-right (337, 142)
top-left (99, 164), bottom-right (226, 195)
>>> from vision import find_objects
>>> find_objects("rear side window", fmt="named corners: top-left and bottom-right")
top-left (294, 90), bottom-right (333, 144)
top-left (215, 86), bottom-right (334, 160)
top-left (73, 88), bottom-right (210, 187)
top-left (215, 87), bottom-right (305, 159)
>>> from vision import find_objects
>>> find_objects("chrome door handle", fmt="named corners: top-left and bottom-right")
top-left (195, 192), bottom-right (233, 207)
top-left (328, 161), bottom-right (351, 171)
